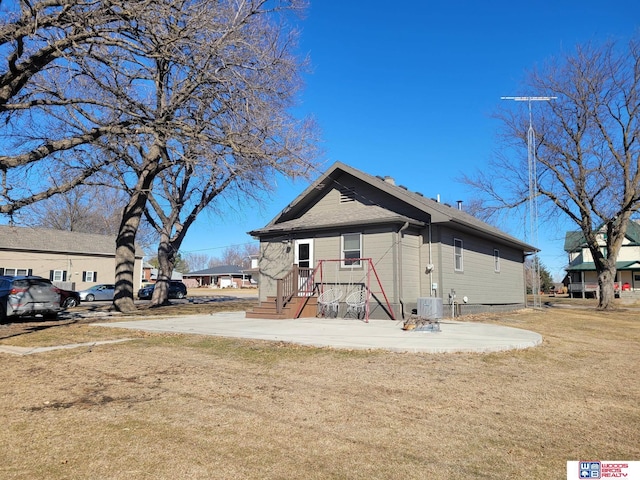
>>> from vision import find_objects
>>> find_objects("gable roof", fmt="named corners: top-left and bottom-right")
top-left (249, 162), bottom-right (536, 253)
top-left (185, 265), bottom-right (246, 276)
top-left (0, 225), bottom-right (143, 257)
top-left (564, 221), bottom-right (640, 252)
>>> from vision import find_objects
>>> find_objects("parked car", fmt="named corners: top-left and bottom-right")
top-left (56, 287), bottom-right (81, 308)
top-left (138, 281), bottom-right (187, 300)
top-left (0, 276), bottom-right (61, 322)
top-left (78, 284), bottom-right (116, 302)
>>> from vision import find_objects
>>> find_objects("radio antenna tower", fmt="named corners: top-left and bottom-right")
top-left (501, 96), bottom-right (556, 309)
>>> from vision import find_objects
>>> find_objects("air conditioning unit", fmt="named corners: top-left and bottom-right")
top-left (417, 297), bottom-right (443, 319)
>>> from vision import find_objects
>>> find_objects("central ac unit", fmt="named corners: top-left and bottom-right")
top-left (417, 297), bottom-right (443, 319)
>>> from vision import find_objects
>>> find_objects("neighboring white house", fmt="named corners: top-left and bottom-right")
top-left (564, 221), bottom-right (640, 296)
top-left (0, 225), bottom-right (144, 291)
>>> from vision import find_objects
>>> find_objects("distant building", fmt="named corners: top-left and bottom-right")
top-left (564, 221), bottom-right (640, 297)
top-left (182, 264), bottom-right (255, 288)
top-left (0, 225), bottom-right (144, 291)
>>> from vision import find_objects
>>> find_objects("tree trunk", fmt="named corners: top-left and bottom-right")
top-left (113, 193), bottom-right (147, 313)
top-left (113, 147), bottom-right (162, 313)
top-left (597, 266), bottom-right (617, 310)
top-left (150, 233), bottom-right (176, 306)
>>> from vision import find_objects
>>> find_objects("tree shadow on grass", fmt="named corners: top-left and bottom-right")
top-left (0, 316), bottom-right (85, 342)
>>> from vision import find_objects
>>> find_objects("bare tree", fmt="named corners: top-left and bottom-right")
top-left (142, 129), bottom-right (315, 307)
top-left (1, 0), bottom-right (317, 312)
top-left (16, 184), bottom-right (157, 248)
top-left (217, 244), bottom-right (260, 268)
top-left (463, 36), bottom-right (640, 309)
top-left (99, 0), bottom-right (317, 310)
top-left (182, 253), bottom-right (212, 273)
top-left (0, 1), bottom-right (147, 214)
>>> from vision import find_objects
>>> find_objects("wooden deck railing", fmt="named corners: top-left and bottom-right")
top-left (275, 266), bottom-right (315, 314)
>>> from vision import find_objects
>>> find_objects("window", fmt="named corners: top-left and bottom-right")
top-left (2, 268), bottom-right (29, 276)
top-left (83, 271), bottom-right (97, 282)
top-left (50, 270), bottom-right (66, 282)
top-left (454, 238), bottom-right (463, 271)
top-left (494, 249), bottom-right (500, 272)
top-left (342, 233), bottom-right (361, 267)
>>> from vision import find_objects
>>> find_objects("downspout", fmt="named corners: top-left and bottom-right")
top-left (397, 222), bottom-right (410, 319)
top-left (428, 222), bottom-right (433, 297)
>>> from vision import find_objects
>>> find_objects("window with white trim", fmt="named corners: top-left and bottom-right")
top-left (83, 271), bottom-right (97, 282)
top-left (342, 233), bottom-right (361, 267)
top-left (454, 238), bottom-right (463, 272)
top-left (2, 267), bottom-right (29, 276)
top-left (494, 249), bottom-right (500, 272)
top-left (51, 270), bottom-right (66, 282)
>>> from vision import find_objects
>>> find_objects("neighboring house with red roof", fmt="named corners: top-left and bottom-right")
top-left (248, 162), bottom-right (537, 319)
top-left (0, 225), bottom-right (144, 291)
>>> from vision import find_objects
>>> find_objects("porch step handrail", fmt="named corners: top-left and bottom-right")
top-left (275, 265), bottom-right (316, 314)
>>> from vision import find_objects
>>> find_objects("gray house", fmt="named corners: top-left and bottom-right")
top-left (248, 162), bottom-right (536, 319)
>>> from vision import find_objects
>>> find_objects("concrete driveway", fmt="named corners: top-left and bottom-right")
top-left (96, 311), bottom-right (542, 354)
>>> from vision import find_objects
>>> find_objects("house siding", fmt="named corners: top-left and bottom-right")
top-left (257, 240), bottom-right (293, 302)
top-left (419, 226), bottom-right (438, 298)
top-left (256, 227), bottom-right (405, 319)
top-left (399, 231), bottom-right (421, 312)
top-left (437, 226), bottom-right (525, 306)
top-left (306, 174), bottom-right (429, 222)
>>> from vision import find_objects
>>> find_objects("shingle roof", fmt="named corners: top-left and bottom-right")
top-left (566, 261), bottom-right (640, 271)
top-left (564, 221), bottom-right (640, 252)
top-left (185, 265), bottom-right (246, 276)
top-left (0, 225), bottom-right (143, 257)
top-left (564, 231), bottom-right (585, 252)
top-left (251, 205), bottom-right (423, 234)
top-left (249, 162), bottom-right (536, 252)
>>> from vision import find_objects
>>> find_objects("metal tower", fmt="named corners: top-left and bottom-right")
top-left (501, 96), bottom-right (556, 309)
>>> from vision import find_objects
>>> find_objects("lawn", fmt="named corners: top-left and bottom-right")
top-left (0, 298), bottom-right (638, 479)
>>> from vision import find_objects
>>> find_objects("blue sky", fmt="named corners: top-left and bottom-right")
top-left (181, 0), bottom-right (640, 280)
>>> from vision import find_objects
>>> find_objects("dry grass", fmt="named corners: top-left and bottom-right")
top-left (0, 297), bottom-right (638, 479)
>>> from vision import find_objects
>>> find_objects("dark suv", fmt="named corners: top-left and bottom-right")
top-left (137, 281), bottom-right (187, 300)
top-left (0, 276), bottom-right (61, 323)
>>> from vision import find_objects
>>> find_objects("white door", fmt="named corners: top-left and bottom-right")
top-left (294, 239), bottom-right (314, 295)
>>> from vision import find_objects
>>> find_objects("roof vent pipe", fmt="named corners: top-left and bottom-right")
top-left (457, 200), bottom-right (463, 210)
top-left (436, 194), bottom-right (440, 203)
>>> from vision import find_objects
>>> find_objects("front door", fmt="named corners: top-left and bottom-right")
top-left (294, 239), bottom-right (314, 295)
